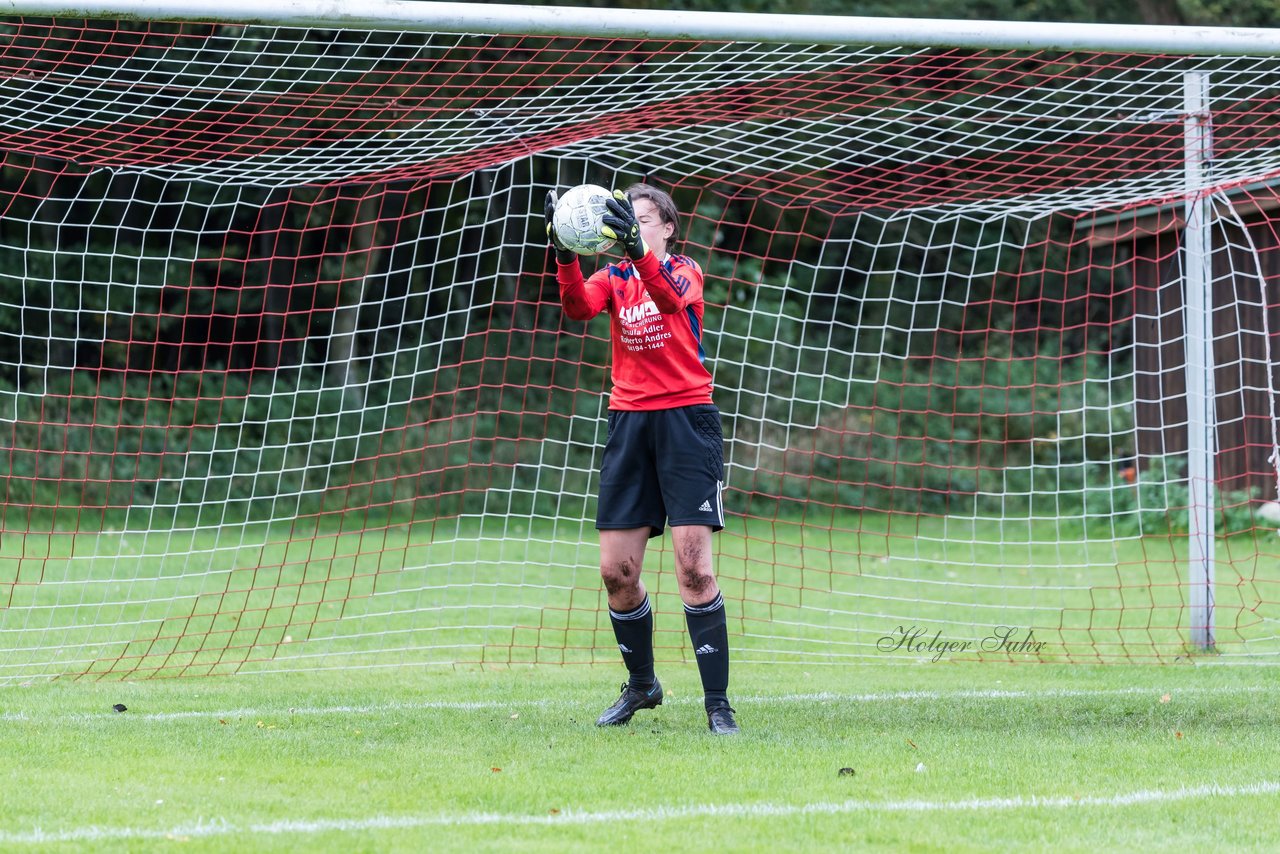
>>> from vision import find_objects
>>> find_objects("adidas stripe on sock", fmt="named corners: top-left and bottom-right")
top-left (684, 592), bottom-right (729, 710)
top-left (610, 596), bottom-right (655, 690)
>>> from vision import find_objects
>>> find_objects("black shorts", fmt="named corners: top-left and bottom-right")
top-left (597, 404), bottom-right (726, 538)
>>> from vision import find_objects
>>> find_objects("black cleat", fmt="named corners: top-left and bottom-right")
top-left (596, 680), bottom-right (664, 726)
top-left (707, 705), bottom-right (740, 735)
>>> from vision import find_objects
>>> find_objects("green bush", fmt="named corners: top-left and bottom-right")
top-left (1088, 454), bottom-right (1258, 536)
top-left (731, 342), bottom-right (1134, 518)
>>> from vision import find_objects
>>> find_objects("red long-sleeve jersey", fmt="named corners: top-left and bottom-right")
top-left (558, 250), bottom-right (712, 411)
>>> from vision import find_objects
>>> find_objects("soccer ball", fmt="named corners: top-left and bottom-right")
top-left (552, 184), bottom-right (616, 256)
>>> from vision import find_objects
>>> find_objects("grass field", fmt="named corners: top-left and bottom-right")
top-left (3, 513), bottom-right (1280, 849)
top-left (3, 662), bottom-right (1279, 851)
top-left (3, 511), bottom-right (1279, 682)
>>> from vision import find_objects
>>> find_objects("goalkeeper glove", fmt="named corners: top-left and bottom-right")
top-left (600, 190), bottom-right (648, 261)
top-left (545, 190), bottom-right (577, 265)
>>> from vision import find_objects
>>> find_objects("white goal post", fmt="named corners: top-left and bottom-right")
top-left (2, 1), bottom-right (1280, 681)
top-left (8, 0), bottom-right (1280, 52)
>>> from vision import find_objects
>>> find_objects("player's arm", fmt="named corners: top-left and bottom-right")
top-left (557, 257), bottom-right (612, 321)
top-left (631, 251), bottom-right (701, 314)
top-left (546, 189), bottom-right (610, 321)
top-left (601, 189), bottom-right (699, 314)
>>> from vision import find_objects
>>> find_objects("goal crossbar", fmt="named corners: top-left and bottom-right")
top-left (6, 0), bottom-right (1280, 55)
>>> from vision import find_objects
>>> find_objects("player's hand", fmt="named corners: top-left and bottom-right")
top-left (600, 189), bottom-right (647, 261)
top-left (545, 189), bottom-right (576, 265)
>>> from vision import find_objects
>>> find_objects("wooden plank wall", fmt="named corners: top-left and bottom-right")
top-left (1129, 202), bottom-right (1280, 498)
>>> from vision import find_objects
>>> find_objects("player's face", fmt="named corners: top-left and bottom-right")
top-left (634, 198), bottom-right (674, 257)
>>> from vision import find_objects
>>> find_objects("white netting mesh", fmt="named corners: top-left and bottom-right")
top-left (2, 17), bottom-right (1280, 681)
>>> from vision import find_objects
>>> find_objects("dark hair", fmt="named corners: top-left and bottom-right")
top-left (625, 183), bottom-right (680, 249)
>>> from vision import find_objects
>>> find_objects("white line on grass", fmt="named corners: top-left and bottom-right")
top-left (1, 683), bottom-right (1275, 723)
top-left (3, 780), bottom-right (1278, 844)
top-left (756, 685), bottom-right (1277, 703)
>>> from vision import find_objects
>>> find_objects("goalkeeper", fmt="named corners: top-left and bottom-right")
top-left (546, 183), bottom-right (738, 736)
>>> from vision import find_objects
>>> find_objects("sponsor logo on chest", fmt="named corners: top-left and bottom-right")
top-left (618, 298), bottom-right (660, 326)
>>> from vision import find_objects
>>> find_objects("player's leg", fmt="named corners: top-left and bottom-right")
top-left (595, 411), bottom-right (666, 726)
top-left (596, 526), bottom-right (665, 725)
top-left (657, 405), bottom-right (738, 734)
top-left (671, 524), bottom-right (736, 734)
top-left (600, 526), bottom-right (657, 690)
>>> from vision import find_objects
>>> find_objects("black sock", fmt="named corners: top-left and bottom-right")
top-left (685, 591), bottom-right (730, 710)
top-left (609, 596), bottom-right (655, 690)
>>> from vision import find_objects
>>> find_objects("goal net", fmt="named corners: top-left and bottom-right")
top-left (2, 9), bottom-right (1280, 681)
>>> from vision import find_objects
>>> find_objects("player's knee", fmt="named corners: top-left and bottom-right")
top-left (600, 555), bottom-right (641, 595)
top-left (678, 563), bottom-right (716, 598)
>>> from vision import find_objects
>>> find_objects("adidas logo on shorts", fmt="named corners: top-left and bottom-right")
top-left (698, 500), bottom-right (713, 512)
top-left (695, 644), bottom-right (718, 655)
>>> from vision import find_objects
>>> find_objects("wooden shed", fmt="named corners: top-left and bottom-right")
top-left (1082, 181), bottom-right (1280, 498)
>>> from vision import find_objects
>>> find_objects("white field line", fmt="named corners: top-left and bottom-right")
top-left (1, 683), bottom-right (1276, 723)
top-left (3, 780), bottom-right (1279, 844)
